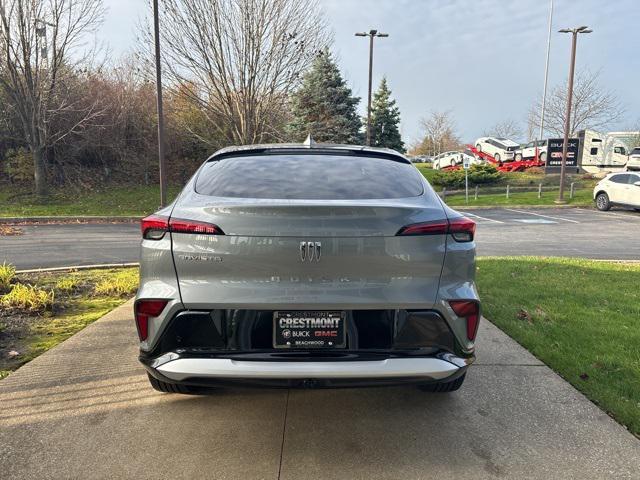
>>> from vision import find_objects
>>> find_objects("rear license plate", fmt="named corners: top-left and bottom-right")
top-left (273, 311), bottom-right (346, 349)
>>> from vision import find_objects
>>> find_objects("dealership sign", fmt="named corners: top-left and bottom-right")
top-left (546, 138), bottom-right (579, 168)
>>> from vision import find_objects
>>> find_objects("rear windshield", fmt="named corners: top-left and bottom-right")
top-left (195, 154), bottom-right (424, 200)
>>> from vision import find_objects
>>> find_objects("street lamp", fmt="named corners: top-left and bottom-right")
top-left (539, 0), bottom-right (553, 140)
top-left (355, 29), bottom-right (388, 146)
top-left (556, 25), bottom-right (592, 203)
top-left (153, 0), bottom-right (167, 207)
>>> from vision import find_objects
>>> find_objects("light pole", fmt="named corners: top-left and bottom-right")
top-left (556, 25), bottom-right (591, 203)
top-left (355, 29), bottom-right (388, 146)
top-left (153, 0), bottom-right (167, 207)
top-left (539, 0), bottom-right (553, 140)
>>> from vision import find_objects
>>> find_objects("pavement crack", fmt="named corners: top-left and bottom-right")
top-left (277, 388), bottom-right (290, 480)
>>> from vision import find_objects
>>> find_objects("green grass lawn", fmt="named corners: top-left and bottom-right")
top-left (0, 185), bottom-right (180, 217)
top-left (0, 267), bottom-right (138, 379)
top-left (477, 257), bottom-right (640, 436)
top-left (445, 187), bottom-right (593, 207)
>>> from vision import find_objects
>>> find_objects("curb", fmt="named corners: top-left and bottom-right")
top-left (16, 263), bottom-right (140, 274)
top-left (0, 216), bottom-right (141, 224)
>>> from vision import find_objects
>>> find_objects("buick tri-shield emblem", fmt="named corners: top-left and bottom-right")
top-left (299, 241), bottom-right (321, 262)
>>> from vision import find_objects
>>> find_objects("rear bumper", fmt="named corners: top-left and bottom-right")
top-left (142, 351), bottom-right (473, 388)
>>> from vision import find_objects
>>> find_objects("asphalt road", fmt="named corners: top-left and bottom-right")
top-left (1, 207), bottom-right (640, 269)
top-left (1, 301), bottom-right (638, 479)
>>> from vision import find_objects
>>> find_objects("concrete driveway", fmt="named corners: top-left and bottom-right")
top-left (1, 302), bottom-right (639, 479)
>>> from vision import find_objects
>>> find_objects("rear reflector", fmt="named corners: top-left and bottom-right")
top-left (134, 300), bottom-right (168, 341)
top-left (449, 300), bottom-right (480, 341)
top-left (396, 216), bottom-right (475, 242)
top-left (140, 215), bottom-right (224, 240)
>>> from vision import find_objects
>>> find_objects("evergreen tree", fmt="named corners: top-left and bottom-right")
top-left (288, 50), bottom-right (362, 144)
top-left (370, 77), bottom-right (405, 152)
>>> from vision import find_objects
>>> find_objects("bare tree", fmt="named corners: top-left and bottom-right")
top-left (483, 118), bottom-right (522, 141)
top-left (146, 0), bottom-right (329, 146)
top-left (528, 69), bottom-right (624, 138)
top-left (411, 110), bottom-right (461, 156)
top-left (0, 0), bottom-right (105, 195)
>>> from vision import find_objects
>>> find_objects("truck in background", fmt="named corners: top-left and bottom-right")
top-left (577, 129), bottom-right (640, 173)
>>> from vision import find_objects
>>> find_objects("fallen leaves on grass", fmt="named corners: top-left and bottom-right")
top-left (516, 309), bottom-right (532, 323)
top-left (580, 373), bottom-right (590, 381)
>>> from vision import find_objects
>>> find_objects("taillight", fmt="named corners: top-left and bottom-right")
top-left (134, 299), bottom-right (168, 341)
top-left (169, 218), bottom-right (224, 235)
top-left (396, 220), bottom-right (448, 236)
top-left (141, 214), bottom-right (169, 240)
top-left (396, 216), bottom-right (475, 242)
top-left (140, 215), bottom-right (225, 240)
top-left (448, 217), bottom-right (476, 242)
top-left (449, 300), bottom-right (480, 341)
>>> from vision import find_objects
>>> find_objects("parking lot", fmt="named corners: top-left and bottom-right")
top-left (1, 207), bottom-right (639, 270)
top-left (1, 300), bottom-right (639, 479)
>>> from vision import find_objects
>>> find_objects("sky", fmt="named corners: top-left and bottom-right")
top-left (99, 0), bottom-right (640, 145)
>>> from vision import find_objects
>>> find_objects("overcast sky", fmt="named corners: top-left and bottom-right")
top-left (100, 0), bottom-right (640, 145)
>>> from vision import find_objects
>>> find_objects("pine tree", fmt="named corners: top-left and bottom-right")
top-left (287, 50), bottom-right (363, 144)
top-left (370, 77), bottom-right (405, 152)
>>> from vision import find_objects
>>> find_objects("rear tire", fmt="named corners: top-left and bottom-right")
top-left (596, 192), bottom-right (611, 211)
top-left (476, 144), bottom-right (482, 152)
top-left (147, 373), bottom-right (192, 394)
top-left (418, 373), bottom-right (466, 392)
top-left (515, 153), bottom-right (522, 161)
top-left (494, 153), bottom-right (501, 162)
top-left (539, 152), bottom-right (547, 163)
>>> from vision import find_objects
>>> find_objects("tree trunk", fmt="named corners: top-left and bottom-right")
top-left (33, 147), bottom-right (48, 197)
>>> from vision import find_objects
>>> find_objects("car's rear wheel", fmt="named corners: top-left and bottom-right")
top-left (596, 192), bottom-right (611, 211)
top-left (494, 153), bottom-right (501, 162)
top-left (147, 373), bottom-right (193, 394)
top-left (418, 373), bottom-right (466, 392)
top-left (450, 159), bottom-right (456, 167)
top-left (515, 153), bottom-right (522, 161)
top-left (539, 152), bottom-right (547, 163)
top-left (476, 144), bottom-right (482, 152)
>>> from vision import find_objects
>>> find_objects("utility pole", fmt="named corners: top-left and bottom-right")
top-left (153, 0), bottom-right (167, 207)
top-left (355, 29), bottom-right (388, 146)
top-left (539, 0), bottom-right (553, 140)
top-left (556, 26), bottom-right (592, 203)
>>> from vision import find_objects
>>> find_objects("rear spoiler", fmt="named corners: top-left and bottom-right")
top-left (206, 146), bottom-right (411, 164)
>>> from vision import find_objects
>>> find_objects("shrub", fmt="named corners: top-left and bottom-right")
top-left (94, 269), bottom-right (138, 297)
top-left (0, 283), bottom-right (54, 312)
top-left (431, 164), bottom-right (503, 189)
top-left (0, 262), bottom-right (16, 292)
top-left (55, 277), bottom-right (80, 293)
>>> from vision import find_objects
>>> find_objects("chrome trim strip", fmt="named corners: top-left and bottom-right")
top-left (156, 357), bottom-right (461, 381)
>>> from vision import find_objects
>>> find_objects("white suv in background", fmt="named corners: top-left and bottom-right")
top-left (593, 172), bottom-right (640, 211)
top-left (515, 139), bottom-right (547, 163)
top-left (626, 147), bottom-right (640, 171)
top-left (475, 137), bottom-right (519, 162)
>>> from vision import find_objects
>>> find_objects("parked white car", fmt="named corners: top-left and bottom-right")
top-left (432, 151), bottom-right (479, 170)
top-left (475, 137), bottom-right (519, 162)
top-left (515, 139), bottom-right (547, 163)
top-left (593, 172), bottom-right (640, 211)
top-left (626, 147), bottom-right (640, 171)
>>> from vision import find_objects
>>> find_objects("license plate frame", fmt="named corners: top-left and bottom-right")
top-left (273, 311), bottom-right (346, 349)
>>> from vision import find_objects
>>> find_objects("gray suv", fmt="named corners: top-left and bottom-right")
top-left (136, 143), bottom-right (480, 393)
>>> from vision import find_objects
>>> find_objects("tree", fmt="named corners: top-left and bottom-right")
top-left (411, 110), bottom-right (461, 156)
top-left (527, 69), bottom-right (624, 138)
top-left (483, 118), bottom-right (522, 141)
top-left (287, 50), bottom-right (362, 143)
top-left (370, 77), bottom-right (404, 152)
top-left (150, 0), bottom-right (329, 146)
top-left (0, 0), bottom-right (105, 195)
